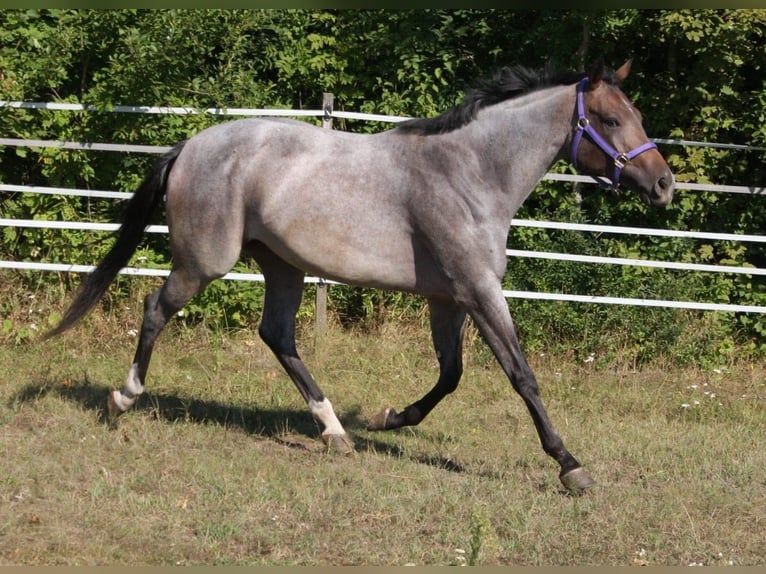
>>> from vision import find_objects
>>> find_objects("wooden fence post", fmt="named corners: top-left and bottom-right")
top-left (315, 92), bottom-right (333, 334)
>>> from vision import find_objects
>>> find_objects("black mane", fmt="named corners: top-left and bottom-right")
top-left (395, 63), bottom-right (602, 136)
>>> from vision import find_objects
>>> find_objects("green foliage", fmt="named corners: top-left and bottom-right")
top-left (180, 266), bottom-right (267, 332)
top-left (1, 9), bottom-right (764, 365)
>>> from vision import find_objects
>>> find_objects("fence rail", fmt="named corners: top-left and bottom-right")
top-left (5, 214), bottom-right (764, 277)
top-left (1, 101), bottom-right (765, 314)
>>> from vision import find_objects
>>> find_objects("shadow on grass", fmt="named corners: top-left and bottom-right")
top-left (10, 376), bottom-right (466, 474)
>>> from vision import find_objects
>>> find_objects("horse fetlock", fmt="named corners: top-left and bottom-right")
top-left (123, 363), bottom-right (145, 396)
top-left (106, 364), bottom-right (145, 424)
top-left (108, 389), bottom-right (138, 416)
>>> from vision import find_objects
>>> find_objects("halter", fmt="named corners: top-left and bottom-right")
top-left (570, 77), bottom-right (657, 191)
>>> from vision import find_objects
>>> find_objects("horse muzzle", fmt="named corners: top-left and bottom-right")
top-left (640, 171), bottom-right (675, 206)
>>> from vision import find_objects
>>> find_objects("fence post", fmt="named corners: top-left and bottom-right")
top-left (315, 92), bottom-right (333, 334)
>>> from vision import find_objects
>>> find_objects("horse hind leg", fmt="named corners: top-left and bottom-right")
top-left (369, 297), bottom-right (466, 430)
top-left (252, 245), bottom-right (353, 454)
top-left (107, 268), bottom-right (211, 425)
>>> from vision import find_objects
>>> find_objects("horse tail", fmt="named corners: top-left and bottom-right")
top-left (43, 140), bottom-right (187, 339)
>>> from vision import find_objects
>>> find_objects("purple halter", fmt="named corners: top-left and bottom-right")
top-left (570, 77), bottom-right (657, 191)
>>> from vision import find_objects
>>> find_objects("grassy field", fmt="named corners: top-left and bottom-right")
top-left (1, 303), bottom-right (764, 565)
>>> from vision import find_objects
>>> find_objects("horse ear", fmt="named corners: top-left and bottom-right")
top-left (615, 59), bottom-right (633, 84)
top-left (588, 57), bottom-right (606, 87)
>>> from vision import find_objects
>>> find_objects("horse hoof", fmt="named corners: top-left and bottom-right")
top-left (367, 407), bottom-right (394, 431)
top-left (105, 391), bottom-right (123, 429)
top-left (559, 467), bottom-right (596, 494)
top-left (322, 433), bottom-right (354, 455)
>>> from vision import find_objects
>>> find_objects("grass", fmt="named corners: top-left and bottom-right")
top-left (1, 297), bottom-right (764, 565)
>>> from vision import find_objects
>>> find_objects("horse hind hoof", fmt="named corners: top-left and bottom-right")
top-left (105, 391), bottom-right (124, 429)
top-left (559, 467), bottom-right (596, 494)
top-left (367, 407), bottom-right (394, 431)
top-left (322, 432), bottom-right (355, 455)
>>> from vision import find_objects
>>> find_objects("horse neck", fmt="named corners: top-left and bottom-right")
top-left (467, 84), bottom-right (575, 213)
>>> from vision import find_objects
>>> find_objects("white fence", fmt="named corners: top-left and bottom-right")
top-left (1, 100), bottom-right (765, 315)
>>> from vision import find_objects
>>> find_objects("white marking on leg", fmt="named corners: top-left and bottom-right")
top-left (308, 398), bottom-right (345, 437)
top-left (112, 363), bottom-right (144, 413)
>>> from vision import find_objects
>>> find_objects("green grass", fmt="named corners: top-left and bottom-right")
top-left (1, 312), bottom-right (764, 566)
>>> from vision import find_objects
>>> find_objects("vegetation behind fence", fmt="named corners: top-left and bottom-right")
top-left (1, 9), bottom-right (765, 366)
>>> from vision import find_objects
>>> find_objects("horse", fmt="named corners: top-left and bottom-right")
top-left (45, 59), bottom-right (674, 493)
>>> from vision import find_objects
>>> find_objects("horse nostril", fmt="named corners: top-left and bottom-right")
top-left (652, 173), bottom-right (675, 205)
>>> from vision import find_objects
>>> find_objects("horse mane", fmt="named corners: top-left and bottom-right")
top-left (395, 62), bottom-right (612, 136)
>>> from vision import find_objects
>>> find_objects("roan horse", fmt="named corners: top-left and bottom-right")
top-left (45, 60), bottom-right (674, 493)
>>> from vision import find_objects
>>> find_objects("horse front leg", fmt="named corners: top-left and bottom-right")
top-left (368, 297), bottom-right (466, 430)
top-left (476, 281), bottom-right (595, 493)
top-left (464, 279), bottom-right (595, 493)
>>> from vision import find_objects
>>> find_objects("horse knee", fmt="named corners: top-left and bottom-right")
top-left (512, 372), bottom-right (540, 397)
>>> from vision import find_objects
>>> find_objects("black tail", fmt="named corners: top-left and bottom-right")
top-left (44, 141), bottom-right (187, 339)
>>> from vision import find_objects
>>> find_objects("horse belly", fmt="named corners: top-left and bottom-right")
top-left (264, 219), bottom-right (424, 291)
top-left (249, 191), bottom-right (448, 293)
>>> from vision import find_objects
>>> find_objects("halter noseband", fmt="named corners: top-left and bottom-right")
top-left (570, 77), bottom-right (657, 191)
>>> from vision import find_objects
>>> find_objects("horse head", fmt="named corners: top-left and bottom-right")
top-left (570, 59), bottom-right (675, 206)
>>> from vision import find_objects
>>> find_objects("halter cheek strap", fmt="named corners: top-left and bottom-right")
top-left (570, 77), bottom-right (657, 191)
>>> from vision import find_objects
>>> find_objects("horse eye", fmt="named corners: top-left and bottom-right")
top-left (604, 117), bottom-right (620, 128)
